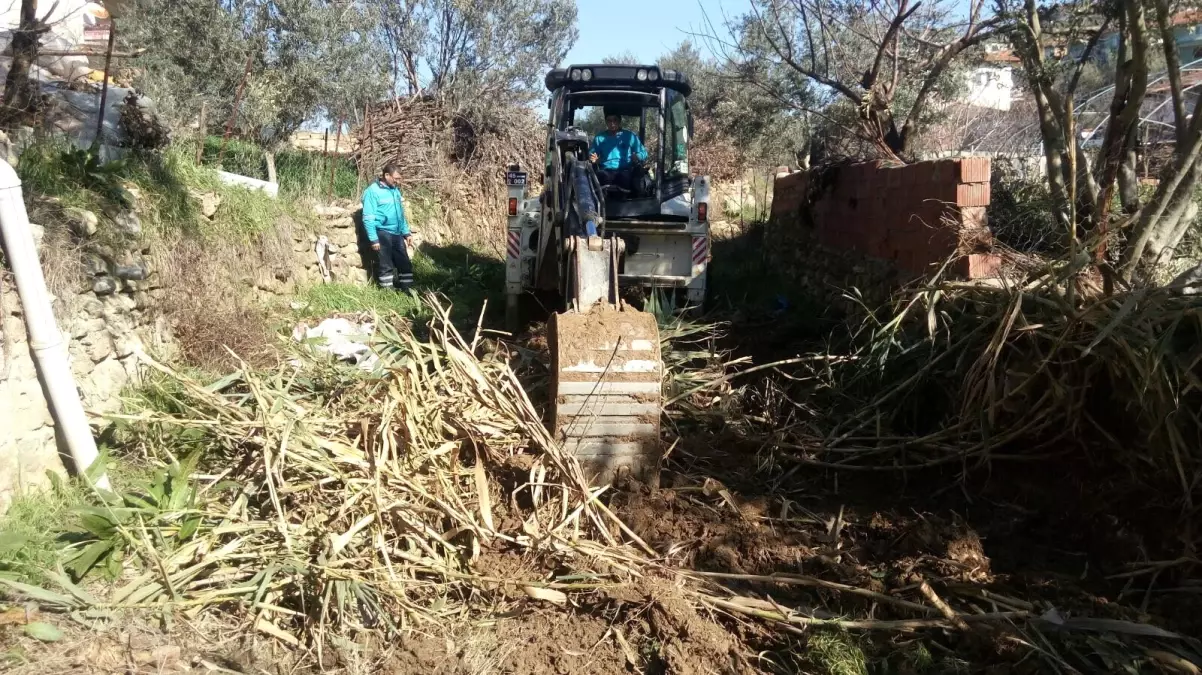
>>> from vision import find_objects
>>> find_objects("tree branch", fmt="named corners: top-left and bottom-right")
top-left (1152, 0), bottom-right (1187, 143)
top-left (747, 0), bottom-right (862, 102)
top-left (863, 0), bottom-right (922, 90)
top-left (899, 18), bottom-right (1006, 154)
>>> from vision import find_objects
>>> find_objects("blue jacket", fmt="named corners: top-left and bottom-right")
top-left (590, 130), bottom-right (648, 170)
top-left (361, 180), bottom-right (410, 242)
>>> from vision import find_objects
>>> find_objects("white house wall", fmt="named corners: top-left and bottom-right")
top-left (962, 67), bottom-right (1014, 112)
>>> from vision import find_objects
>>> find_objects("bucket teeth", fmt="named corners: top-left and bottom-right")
top-left (549, 310), bottom-right (662, 485)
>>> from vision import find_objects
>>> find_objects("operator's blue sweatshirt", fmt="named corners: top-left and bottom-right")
top-left (590, 130), bottom-right (648, 170)
top-left (361, 180), bottom-right (410, 243)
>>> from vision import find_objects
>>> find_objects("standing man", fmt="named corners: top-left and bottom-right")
top-left (362, 164), bottom-right (413, 291)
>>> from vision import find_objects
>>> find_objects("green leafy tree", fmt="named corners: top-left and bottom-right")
top-left (369, 0), bottom-right (578, 111)
top-left (126, 0), bottom-right (387, 148)
top-left (659, 39), bottom-right (810, 167)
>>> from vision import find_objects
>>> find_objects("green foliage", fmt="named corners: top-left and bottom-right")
top-left (804, 629), bottom-right (868, 675)
top-left (61, 452), bottom-right (206, 583)
top-left (199, 136), bottom-right (266, 179)
top-left (371, 0), bottom-right (578, 109)
top-left (988, 170), bottom-right (1065, 254)
top-left (660, 40), bottom-right (809, 168)
top-left (17, 137), bottom-right (303, 242)
top-left (0, 474), bottom-right (86, 584)
top-left (55, 147), bottom-right (135, 208)
top-left (199, 136), bottom-right (360, 200)
top-left (17, 141), bottom-right (131, 211)
top-left (126, 0), bottom-right (387, 142)
top-left (275, 151), bottom-right (359, 201)
top-left (297, 283), bottom-right (428, 319)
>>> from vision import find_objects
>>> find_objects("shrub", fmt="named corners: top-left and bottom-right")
top-left (988, 167), bottom-right (1063, 254)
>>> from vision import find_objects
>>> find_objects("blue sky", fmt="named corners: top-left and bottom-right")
top-left (561, 0), bottom-right (753, 65)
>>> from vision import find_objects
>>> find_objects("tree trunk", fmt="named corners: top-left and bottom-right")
top-left (1117, 126), bottom-right (1140, 213)
top-left (1032, 87), bottom-right (1072, 229)
top-left (1094, 1), bottom-right (1149, 243)
top-left (1074, 135), bottom-right (1100, 224)
top-left (1, 0), bottom-right (42, 129)
top-left (1121, 148), bottom-right (1202, 278)
top-left (1146, 164), bottom-right (1198, 264)
top-left (264, 150), bottom-right (277, 184)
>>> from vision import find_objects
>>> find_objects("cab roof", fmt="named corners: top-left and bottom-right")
top-left (545, 64), bottom-right (692, 97)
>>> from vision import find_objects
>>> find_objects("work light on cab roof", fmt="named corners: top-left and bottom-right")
top-left (545, 64), bottom-right (691, 95)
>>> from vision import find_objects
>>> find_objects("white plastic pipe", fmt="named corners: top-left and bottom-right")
top-left (216, 170), bottom-right (279, 198)
top-left (0, 161), bottom-right (110, 489)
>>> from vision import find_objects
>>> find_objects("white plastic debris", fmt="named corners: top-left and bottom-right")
top-left (291, 317), bottom-right (378, 370)
top-left (315, 236), bottom-right (332, 283)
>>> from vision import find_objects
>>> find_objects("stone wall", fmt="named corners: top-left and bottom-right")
top-left (766, 157), bottom-right (1000, 307)
top-left (1, 196), bottom-right (404, 511)
top-left (1, 222), bottom-right (170, 510)
top-left (290, 203), bottom-right (373, 290)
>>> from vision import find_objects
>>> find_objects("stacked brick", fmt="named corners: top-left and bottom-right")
top-left (769, 157), bottom-right (1001, 280)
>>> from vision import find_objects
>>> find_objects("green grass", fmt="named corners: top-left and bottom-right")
top-left (294, 243), bottom-right (505, 326)
top-left (16, 137), bottom-right (312, 245)
top-left (805, 629), bottom-right (868, 675)
top-left (17, 138), bottom-right (128, 217)
top-left (0, 453), bottom-right (160, 586)
top-left (197, 136), bottom-right (360, 200)
top-left (0, 475), bottom-right (86, 584)
top-left (275, 150), bottom-right (359, 201)
top-left (295, 283), bottom-right (428, 319)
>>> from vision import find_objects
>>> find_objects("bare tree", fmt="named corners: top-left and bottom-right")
top-left (700, 0), bottom-right (1004, 158)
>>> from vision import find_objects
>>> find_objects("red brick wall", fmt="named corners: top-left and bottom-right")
top-left (769, 157), bottom-right (1000, 279)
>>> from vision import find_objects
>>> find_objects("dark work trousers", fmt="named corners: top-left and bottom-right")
top-left (596, 168), bottom-right (633, 192)
top-left (376, 231), bottom-right (413, 291)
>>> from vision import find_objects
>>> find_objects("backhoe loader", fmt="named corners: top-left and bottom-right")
top-left (503, 64), bottom-right (711, 484)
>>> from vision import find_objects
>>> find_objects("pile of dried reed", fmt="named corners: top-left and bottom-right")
top-left (754, 264), bottom-right (1202, 512)
top-left (5, 294), bottom-right (1195, 672)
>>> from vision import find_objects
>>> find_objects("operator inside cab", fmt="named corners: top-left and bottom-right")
top-left (589, 110), bottom-right (648, 192)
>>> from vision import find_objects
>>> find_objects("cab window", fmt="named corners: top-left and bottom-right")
top-left (665, 90), bottom-right (689, 177)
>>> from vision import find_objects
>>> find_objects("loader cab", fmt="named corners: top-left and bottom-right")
top-left (545, 64), bottom-right (694, 221)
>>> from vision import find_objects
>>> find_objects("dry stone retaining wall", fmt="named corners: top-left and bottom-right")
top-left (1, 223), bottom-right (171, 510)
top-left (291, 203), bottom-right (373, 289)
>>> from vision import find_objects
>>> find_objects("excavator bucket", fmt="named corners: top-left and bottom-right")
top-left (549, 308), bottom-right (662, 485)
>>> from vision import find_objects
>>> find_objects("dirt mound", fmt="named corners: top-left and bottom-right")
top-left (611, 484), bottom-right (809, 578)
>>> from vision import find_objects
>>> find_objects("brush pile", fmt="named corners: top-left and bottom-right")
top-left (354, 97), bottom-right (543, 250)
top-left (762, 266), bottom-right (1202, 523)
top-left (36, 299), bottom-right (653, 647)
top-left (357, 98), bottom-right (543, 186)
top-left (5, 294), bottom-right (1200, 672)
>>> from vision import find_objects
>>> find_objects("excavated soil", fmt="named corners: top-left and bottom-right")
top-left (379, 574), bottom-right (757, 675)
top-left (550, 307), bottom-right (662, 384)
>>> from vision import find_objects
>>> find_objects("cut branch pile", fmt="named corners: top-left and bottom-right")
top-left (357, 98), bottom-right (543, 186)
top-left (354, 98), bottom-right (544, 251)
